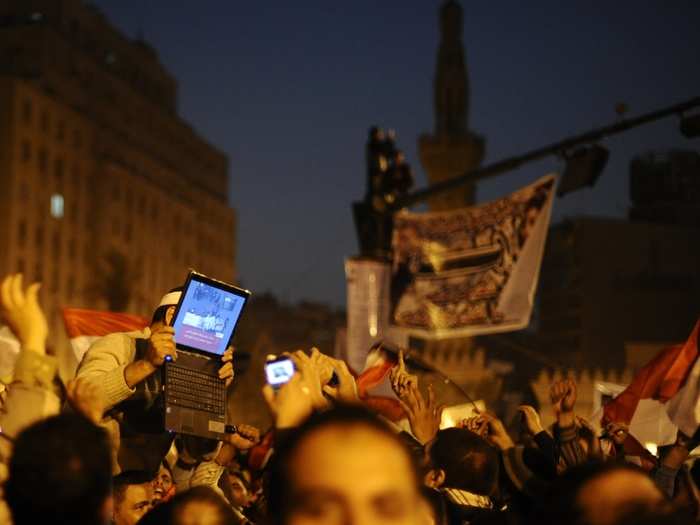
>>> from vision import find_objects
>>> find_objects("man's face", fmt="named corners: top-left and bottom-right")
top-left (285, 424), bottom-right (421, 525)
top-left (226, 472), bottom-right (250, 508)
top-left (113, 483), bottom-right (153, 525)
top-left (152, 464), bottom-right (174, 502)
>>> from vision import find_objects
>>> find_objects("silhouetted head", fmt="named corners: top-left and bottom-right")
top-left (6, 413), bottom-right (112, 525)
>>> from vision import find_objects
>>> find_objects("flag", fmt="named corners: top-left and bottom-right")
top-left (356, 343), bottom-right (398, 397)
top-left (354, 343), bottom-right (404, 421)
top-left (62, 308), bottom-right (149, 363)
top-left (666, 322), bottom-right (700, 436)
top-left (390, 174), bottom-right (556, 338)
top-left (602, 319), bottom-right (700, 441)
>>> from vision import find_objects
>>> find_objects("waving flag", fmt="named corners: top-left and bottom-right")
top-left (602, 319), bottom-right (700, 442)
top-left (62, 308), bottom-right (149, 363)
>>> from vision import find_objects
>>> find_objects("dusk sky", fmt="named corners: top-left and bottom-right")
top-left (94, 1), bottom-right (700, 307)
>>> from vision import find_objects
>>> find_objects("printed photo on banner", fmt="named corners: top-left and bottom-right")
top-left (390, 174), bottom-right (557, 338)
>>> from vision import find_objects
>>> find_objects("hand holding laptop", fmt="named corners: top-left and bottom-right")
top-left (146, 325), bottom-right (178, 366)
top-left (218, 346), bottom-right (235, 387)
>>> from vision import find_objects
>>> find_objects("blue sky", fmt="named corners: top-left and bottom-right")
top-left (94, 0), bottom-right (700, 307)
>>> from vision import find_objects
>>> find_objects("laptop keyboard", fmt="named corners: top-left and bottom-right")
top-left (167, 365), bottom-right (226, 415)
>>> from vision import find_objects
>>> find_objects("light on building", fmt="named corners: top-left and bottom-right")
top-left (50, 194), bottom-right (64, 218)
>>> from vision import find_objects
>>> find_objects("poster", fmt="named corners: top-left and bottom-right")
top-left (390, 174), bottom-right (557, 338)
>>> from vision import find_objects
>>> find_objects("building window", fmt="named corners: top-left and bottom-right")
top-left (38, 148), bottom-right (47, 174)
top-left (67, 275), bottom-right (75, 297)
top-left (40, 110), bottom-right (49, 133)
top-left (36, 224), bottom-right (44, 248)
top-left (52, 230), bottom-right (61, 257)
top-left (56, 120), bottom-right (65, 141)
top-left (19, 182), bottom-right (29, 202)
top-left (73, 129), bottom-right (82, 149)
top-left (54, 158), bottom-right (64, 185)
top-left (50, 194), bottom-right (64, 218)
top-left (69, 237), bottom-right (76, 260)
top-left (50, 267), bottom-right (59, 294)
top-left (22, 99), bottom-right (32, 124)
top-left (16, 258), bottom-right (25, 273)
top-left (34, 261), bottom-right (42, 282)
top-left (17, 220), bottom-right (27, 247)
top-left (21, 140), bottom-right (31, 162)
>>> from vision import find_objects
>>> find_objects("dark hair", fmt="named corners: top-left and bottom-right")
top-left (528, 461), bottom-right (655, 525)
top-left (113, 470), bottom-right (155, 505)
top-left (266, 404), bottom-right (420, 525)
top-left (137, 486), bottom-right (241, 525)
top-left (429, 427), bottom-right (500, 496)
top-left (151, 286), bottom-right (183, 325)
top-left (6, 413), bottom-right (112, 525)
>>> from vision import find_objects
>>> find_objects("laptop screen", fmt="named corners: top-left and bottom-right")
top-left (172, 276), bottom-right (248, 356)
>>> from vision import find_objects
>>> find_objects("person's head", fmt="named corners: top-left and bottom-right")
top-left (425, 427), bottom-right (500, 497)
top-left (530, 461), bottom-right (667, 525)
top-left (153, 460), bottom-right (175, 502)
top-left (113, 471), bottom-right (155, 525)
top-left (220, 468), bottom-right (252, 509)
top-left (151, 287), bottom-right (183, 328)
top-left (6, 413), bottom-right (112, 525)
top-left (137, 486), bottom-right (240, 525)
top-left (267, 404), bottom-right (422, 525)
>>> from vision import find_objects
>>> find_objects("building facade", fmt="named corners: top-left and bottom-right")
top-left (418, 0), bottom-right (485, 211)
top-left (538, 212), bottom-right (700, 371)
top-left (0, 0), bottom-right (236, 368)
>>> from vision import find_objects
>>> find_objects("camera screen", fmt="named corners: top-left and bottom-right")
top-left (265, 359), bottom-right (295, 386)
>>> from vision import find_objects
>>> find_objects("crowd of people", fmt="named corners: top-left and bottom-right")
top-left (0, 271), bottom-right (699, 525)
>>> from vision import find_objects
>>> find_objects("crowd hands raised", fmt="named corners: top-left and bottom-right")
top-left (1, 273), bottom-right (700, 525)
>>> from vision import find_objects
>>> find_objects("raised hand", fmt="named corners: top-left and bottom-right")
top-left (479, 412), bottom-right (514, 451)
top-left (288, 349), bottom-right (328, 410)
top-left (604, 421), bottom-right (629, 446)
top-left (225, 424), bottom-right (261, 450)
top-left (262, 372), bottom-right (316, 429)
top-left (0, 274), bottom-right (48, 354)
top-left (218, 346), bottom-right (235, 387)
top-left (400, 383), bottom-right (444, 445)
top-left (145, 325), bottom-right (177, 367)
top-left (550, 379), bottom-right (577, 414)
top-left (517, 405), bottom-right (544, 435)
top-left (389, 349), bottom-right (417, 400)
top-left (318, 355), bottom-right (359, 404)
top-left (460, 416), bottom-right (488, 438)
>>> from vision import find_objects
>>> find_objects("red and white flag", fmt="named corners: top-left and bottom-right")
top-left (355, 343), bottom-right (404, 421)
top-left (602, 319), bottom-right (700, 441)
top-left (62, 308), bottom-right (149, 363)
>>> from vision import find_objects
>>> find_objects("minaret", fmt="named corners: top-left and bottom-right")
top-left (419, 0), bottom-right (485, 210)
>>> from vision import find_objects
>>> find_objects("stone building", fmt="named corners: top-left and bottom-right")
top-left (537, 151), bottom-right (700, 371)
top-left (0, 0), bottom-right (236, 374)
top-left (418, 0), bottom-right (485, 211)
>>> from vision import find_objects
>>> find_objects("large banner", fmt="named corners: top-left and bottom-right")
top-left (390, 174), bottom-right (557, 338)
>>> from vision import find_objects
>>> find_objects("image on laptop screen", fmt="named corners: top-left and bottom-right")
top-left (172, 278), bottom-right (247, 355)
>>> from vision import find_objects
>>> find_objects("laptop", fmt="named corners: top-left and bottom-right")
top-left (164, 271), bottom-right (250, 439)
